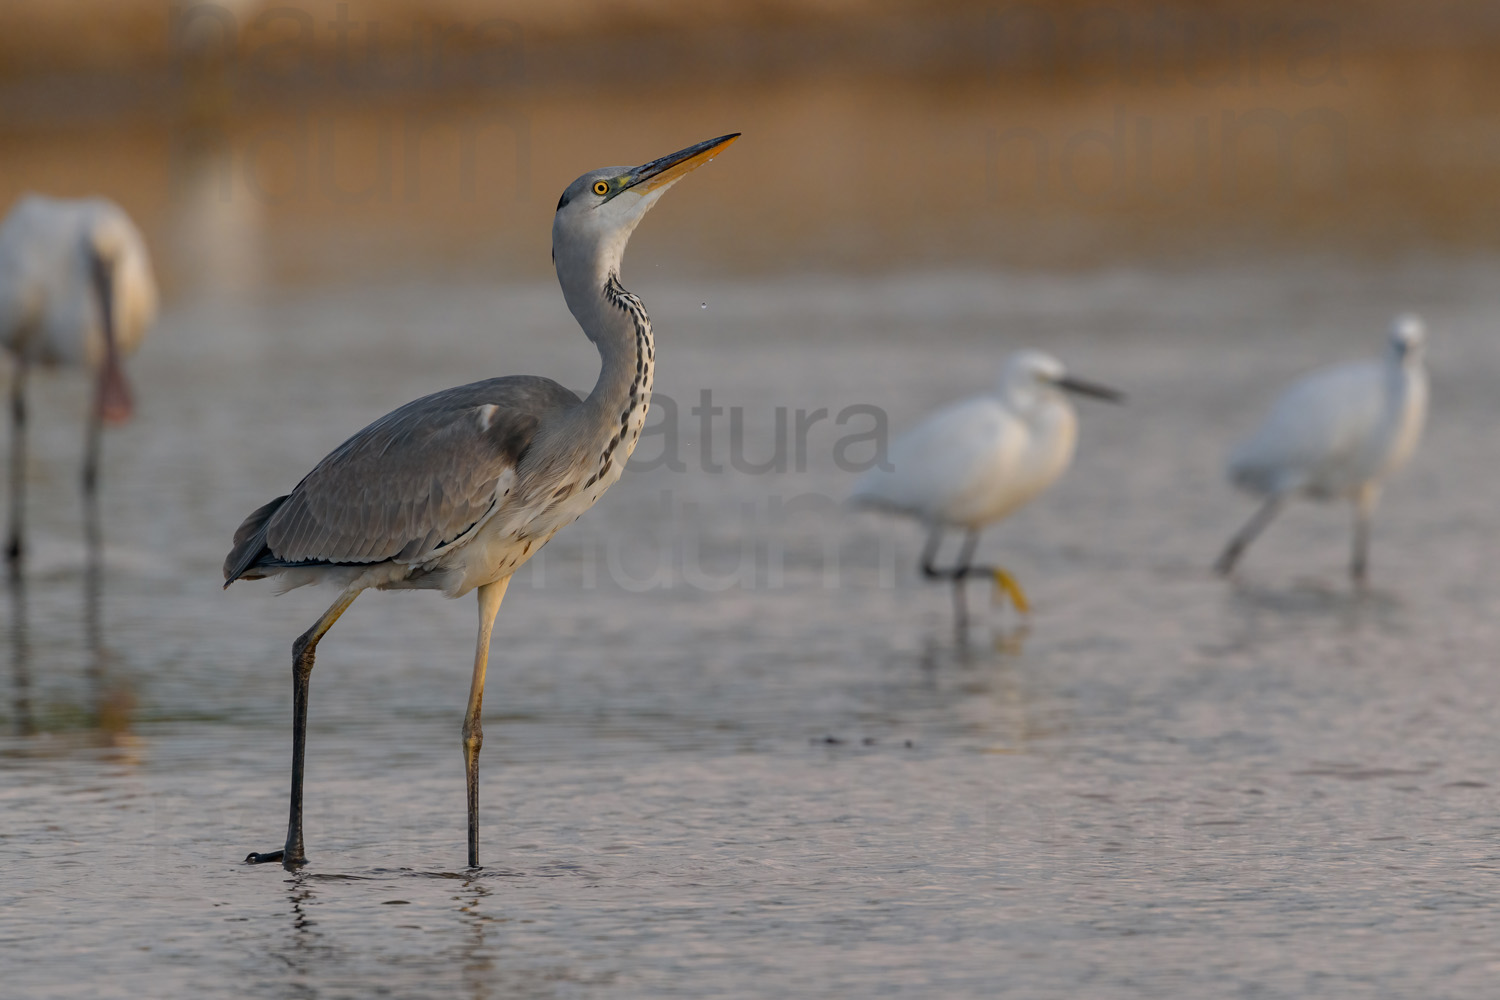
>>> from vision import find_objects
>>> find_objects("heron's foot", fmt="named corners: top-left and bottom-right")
top-left (245, 848), bottom-right (306, 870)
top-left (991, 568), bottom-right (1030, 616)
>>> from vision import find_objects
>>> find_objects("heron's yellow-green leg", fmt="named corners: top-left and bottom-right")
top-left (464, 577), bottom-right (509, 869)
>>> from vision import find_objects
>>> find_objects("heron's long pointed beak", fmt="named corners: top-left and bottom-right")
top-left (625, 133), bottom-right (740, 195)
top-left (1057, 375), bottom-right (1125, 404)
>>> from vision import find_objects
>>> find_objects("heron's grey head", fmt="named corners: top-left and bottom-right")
top-left (1388, 312), bottom-right (1426, 364)
top-left (1000, 349), bottom-right (1125, 407)
top-left (552, 133), bottom-right (739, 287)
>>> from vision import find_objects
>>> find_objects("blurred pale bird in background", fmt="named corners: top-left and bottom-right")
top-left (852, 349), bottom-right (1123, 628)
top-left (0, 194), bottom-right (157, 565)
top-left (1215, 314), bottom-right (1429, 582)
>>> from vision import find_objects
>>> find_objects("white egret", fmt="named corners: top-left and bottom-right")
top-left (0, 194), bottom-right (157, 564)
top-left (225, 134), bottom-right (738, 871)
top-left (852, 350), bottom-right (1123, 626)
top-left (1214, 314), bottom-right (1428, 582)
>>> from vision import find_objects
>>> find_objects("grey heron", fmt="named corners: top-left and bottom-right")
top-left (225, 132), bottom-right (739, 871)
top-left (851, 350), bottom-right (1123, 628)
top-left (0, 195), bottom-right (157, 564)
top-left (1214, 314), bottom-right (1428, 582)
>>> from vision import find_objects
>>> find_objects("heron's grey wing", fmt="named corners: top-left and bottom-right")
top-left (224, 376), bottom-right (580, 582)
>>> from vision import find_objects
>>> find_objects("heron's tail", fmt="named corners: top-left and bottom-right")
top-left (223, 494), bottom-right (290, 587)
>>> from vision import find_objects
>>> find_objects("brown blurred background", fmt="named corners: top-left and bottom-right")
top-left (1, 0), bottom-right (1498, 294)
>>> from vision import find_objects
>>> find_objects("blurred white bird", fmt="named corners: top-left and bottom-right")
top-left (0, 194), bottom-right (157, 564)
top-left (852, 350), bottom-right (1123, 625)
top-left (1214, 314), bottom-right (1428, 582)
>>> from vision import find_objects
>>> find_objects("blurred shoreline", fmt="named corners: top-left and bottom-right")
top-left (7, 1), bottom-right (1500, 112)
top-left (3, 0), bottom-right (1499, 285)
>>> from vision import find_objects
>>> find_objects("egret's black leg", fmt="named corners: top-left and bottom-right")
top-left (918, 525), bottom-right (944, 579)
top-left (7, 360), bottom-right (27, 569)
top-left (463, 578), bottom-right (509, 869)
top-left (1351, 517), bottom-right (1370, 585)
top-left (918, 526), bottom-right (962, 625)
top-left (1350, 487), bottom-right (1378, 585)
top-left (1214, 495), bottom-right (1285, 577)
top-left (82, 386), bottom-right (102, 508)
top-left (82, 407), bottom-right (104, 565)
top-left (918, 526), bottom-right (1029, 620)
top-left (950, 530), bottom-right (980, 631)
top-left (246, 588), bottom-right (361, 871)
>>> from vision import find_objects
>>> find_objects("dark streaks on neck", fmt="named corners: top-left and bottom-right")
top-left (582, 272), bottom-right (654, 490)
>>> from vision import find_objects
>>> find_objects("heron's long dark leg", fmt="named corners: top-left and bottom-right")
top-left (1214, 495), bottom-right (1285, 577)
top-left (246, 587), bottom-right (362, 871)
top-left (1350, 486), bottom-right (1379, 585)
top-left (464, 577), bottom-right (509, 869)
top-left (7, 360), bottom-right (27, 568)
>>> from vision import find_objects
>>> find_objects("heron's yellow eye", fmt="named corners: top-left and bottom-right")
top-left (592, 181), bottom-right (609, 196)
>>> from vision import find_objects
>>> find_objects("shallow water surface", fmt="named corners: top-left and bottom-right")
top-left (4, 262), bottom-right (1500, 997)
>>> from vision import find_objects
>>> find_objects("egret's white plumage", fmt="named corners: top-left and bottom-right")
top-left (0, 195), bottom-right (156, 367)
top-left (1215, 314), bottom-right (1428, 581)
top-left (853, 350), bottom-right (1122, 623)
top-left (0, 194), bottom-right (158, 562)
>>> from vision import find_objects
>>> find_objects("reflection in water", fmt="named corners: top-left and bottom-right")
top-left (4, 505), bottom-right (135, 741)
top-left (168, 128), bottom-right (267, 301)
top-left (289, 878), bottom-right (318, 934)
top-left (276, 877), bottom-right (328, 995)
top-left (83, 498), bottom-right (135, 738)
top-left (948, 619), bottom-right (1031, 660)
top-left (915, 622), bottom-right (1030, 678)
top-left (1221, 577), bottom-right (1405, 651)
top-left (8, 570), bottom-right (33, 736)
top-left (457, 880), bottom-right (495, 1000)
top-left (903, 623), bottom-right (1042, 751)
top-left (990, 622), bottom-right (1030, 658)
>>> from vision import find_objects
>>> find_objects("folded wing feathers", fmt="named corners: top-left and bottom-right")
top-left (225, 377), bottom-right (581, 580)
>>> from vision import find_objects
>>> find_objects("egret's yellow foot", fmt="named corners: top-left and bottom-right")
top-left (992, 568), bottom-right (1030, 615)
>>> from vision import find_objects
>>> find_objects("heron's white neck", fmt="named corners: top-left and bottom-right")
top-left (558, 264), bottom-right (656, 491)
top-left (552, 207), bottom-right (661, 487)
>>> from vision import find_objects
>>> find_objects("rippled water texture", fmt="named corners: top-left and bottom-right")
top-left (6, 3), bottom-right (1500, 989)
top-left (4, 259), bottom-right (1500, 997)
